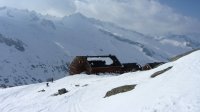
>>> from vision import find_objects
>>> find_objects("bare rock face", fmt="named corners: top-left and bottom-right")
top-left (151, 66), bottom-right (173, 78)
top-left (0, 34), bottom-right (25, 52)
top-left (104, 85), bottom-right (136, 98)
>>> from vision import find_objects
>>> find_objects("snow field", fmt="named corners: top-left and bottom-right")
top-left (0, 51), bottom-right (200, 112)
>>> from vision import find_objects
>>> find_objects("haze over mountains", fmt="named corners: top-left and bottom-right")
top-left (0, 7), bottom-right (200, 87)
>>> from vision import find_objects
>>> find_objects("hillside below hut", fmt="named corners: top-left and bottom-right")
top-left (69, 55), bottom-right (142, 75)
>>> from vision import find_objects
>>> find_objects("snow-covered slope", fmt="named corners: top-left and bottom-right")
top-left (0, 7), bottom-right (199, 87)
top-left (0, 50), bottom-right (200, 112)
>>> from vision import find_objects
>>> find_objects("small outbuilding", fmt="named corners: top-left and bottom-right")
top-left (69, 55), bottom-right (141, 75)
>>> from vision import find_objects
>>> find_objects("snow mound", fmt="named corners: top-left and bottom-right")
top-left (0, 50), bottom-right (200, 112)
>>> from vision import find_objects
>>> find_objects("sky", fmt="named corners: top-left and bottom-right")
top-left (159, 0), bottom-right (200, 19)
top-left (0, 0), bottom-right (200, 35)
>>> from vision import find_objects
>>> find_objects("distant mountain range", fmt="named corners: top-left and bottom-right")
top-left (0, 7), bottom-right (199, 87)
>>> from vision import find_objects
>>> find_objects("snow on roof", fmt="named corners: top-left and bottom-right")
top-left (87, 57), bottom-right (113, 65)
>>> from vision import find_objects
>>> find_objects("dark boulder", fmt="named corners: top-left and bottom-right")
top-left (38, 89), bottom-right (45, 92)
top-left (58, 88), bottom-right (68, 95)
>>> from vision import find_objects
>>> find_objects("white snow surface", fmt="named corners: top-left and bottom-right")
top-left (87, 57), bottom-right (113, 65)
top-left (0, 50), bottom-right (200, 112)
